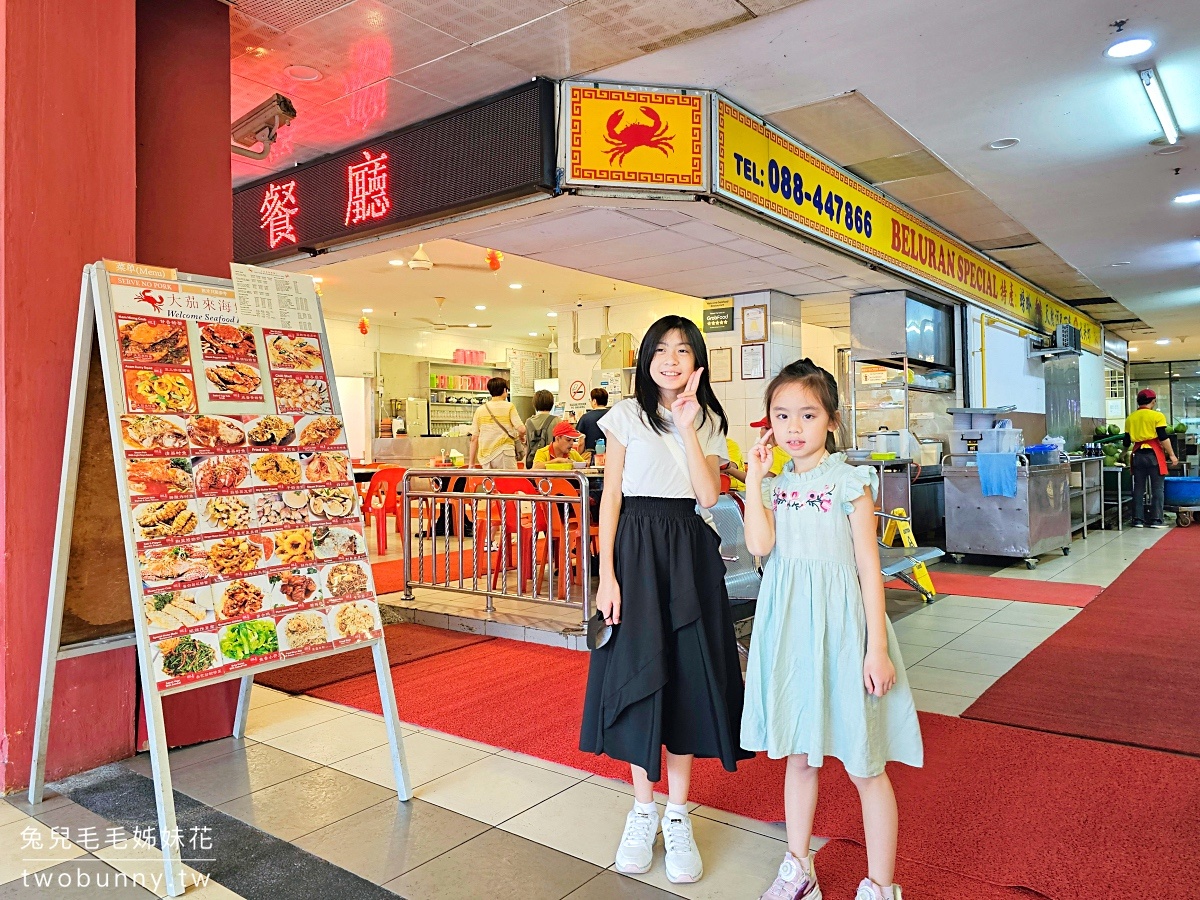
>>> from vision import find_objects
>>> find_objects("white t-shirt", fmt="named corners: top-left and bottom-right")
top-left (598, 398), bottom-right (727, 498)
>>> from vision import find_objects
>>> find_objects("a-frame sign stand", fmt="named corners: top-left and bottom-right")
top-left (29, 263), bottom-right (412, 896)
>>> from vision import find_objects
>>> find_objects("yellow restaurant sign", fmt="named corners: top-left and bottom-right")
top-left (712, 97), bottom-right (1101, 352)
top-left (564, 82), bottom-right (706, 190)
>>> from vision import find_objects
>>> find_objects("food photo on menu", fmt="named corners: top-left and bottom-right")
top-left (193, 454), bottom-right (252, 494)
top-left (204, 361), bottom-right (263, 399)
top-left (126, 457), bottom-right (194, 498)
top-left (187, 414), bottom-right (247, 450)
top-left (201, 495), bottom-right (253, 533)
top-left (307, 487), bottom-right (356, 519)
top-left (251, 452), bottom-right (303, 487)
top-left (302, 450), bottom-right (350, 484)
top-left (134, 499), bottom-right (200, 541)
top-left (218, 618), bottom-right (279, 662)
top-left (313, 525), bottom-right (365, 561)
top-left (324, 561), bottom-right (371, 599)
top-left (214, 576), bottom-right (271, 621)
top-left (139, 542), bottom-right (211, 589)
top-left (124, 369), bottom-right (198, 414)
top-left (153, 632), bottom-right (223, 683)
top-left (272, 528), bottom-right (316, 567)
top-left (271, 375), bottom-right (332, 414)
top-left (207, 533), bottom-right (269, 578)
top-left (296, 415), bottom-right (344, 447)
top-left (117, 316), bottom-right (191, 366)
top-left (279, 608), bottom-right (332, 652)
top-left (121, 414), bottom-right (189, 452)
top-left (247, 414), bottom-right (296, 446)
top-left (199, 323), bottom-right (257, 359)
top-left (329, 600), bottom-right (380, 640)
top-left (269, 567), bottom-right (322, 607)
top-left (255, 490), bottom-right (310, 527)
top-left (143, 586), bottom-right (215, 636)
top-left (265, 331), bottom-right (324, 371)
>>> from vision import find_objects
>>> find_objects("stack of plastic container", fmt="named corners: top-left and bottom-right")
top-left (947, 407), bottom-right (1023, 460)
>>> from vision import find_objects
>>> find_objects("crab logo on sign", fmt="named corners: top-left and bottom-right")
top-left (604, 106), bottom-right (675, 166)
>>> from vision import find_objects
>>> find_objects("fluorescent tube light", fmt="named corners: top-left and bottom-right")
top-left (1139, 67), bottom-right (1179, 145)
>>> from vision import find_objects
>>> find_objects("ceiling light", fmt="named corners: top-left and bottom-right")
top-left (468, 323), bottom-right (478, 328)
top-left (1174, 192), bottom-right (1200, 204)
top-left (407, 245), bottom-right (433, 271)
top-left (509, 283), bottom-right (522, 290)
top-left (311, 277), bottom-right (323, 283)
top-left (547, 311), bottom-right (558, 317)
top-left (1155, 339), bottom-right (1171, 345)
top-left (1128, 346), bottom-right (1139, 353)
top-left (1110, 261), bottom-right (1132, 267)
top-left (1106, 37), bottom-right (1153, 58)
top-left (475, 305), bottom-right (486, 310)
top-left (1139, 67), bottom-right (1179, 146)
top-left (529, 332), bottom-right (538, 337)
top-left (284, 64), bottom-right (322, 81)
top-left (987, 138), bottom-right (1020, 150)
top-left (388, 259), bottom-right (405, 266)
top-left (1155, 145), bottom-right (1185, 155)
top-left (361, 308), bottom-right (373, 313)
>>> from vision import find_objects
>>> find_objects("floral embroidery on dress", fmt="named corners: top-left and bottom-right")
top-left (772, 484), bottom-right (835, 513)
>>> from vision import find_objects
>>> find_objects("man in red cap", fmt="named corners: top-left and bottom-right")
top-left (532, 420), bottom-right (586, 469)
top-left (1123, 388), bottom-right (1179, 527)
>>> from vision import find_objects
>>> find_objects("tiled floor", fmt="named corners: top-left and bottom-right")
top-left (0, 523), bottom-right (1171, 899)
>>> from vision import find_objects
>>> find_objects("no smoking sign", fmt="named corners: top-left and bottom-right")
top-left (570, 380), bottom-right (586, 401)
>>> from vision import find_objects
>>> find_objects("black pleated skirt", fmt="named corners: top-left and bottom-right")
top-left (579, 497), bottom-right (753, 781)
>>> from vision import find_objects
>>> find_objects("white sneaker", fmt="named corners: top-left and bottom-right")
top-left (614, 806), bottom-right (659, 874)
top-left (855, 878), bottom-right (902, 900)
top-left (662, 810), bottom-right (703, 883)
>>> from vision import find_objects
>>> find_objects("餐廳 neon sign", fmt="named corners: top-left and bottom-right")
top-left (345, 149), bottom-right (391, 226)
top-left (259, 180), bottom-right (299, 249)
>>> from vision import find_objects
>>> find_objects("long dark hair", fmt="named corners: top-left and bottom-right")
top-left (633, 315), bottom-right (728, 436)
top-left (765, 357), bottom-right (841, 453)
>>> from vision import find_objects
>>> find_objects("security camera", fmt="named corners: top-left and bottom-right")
top-left (231, 94), bottom-right (297, 160)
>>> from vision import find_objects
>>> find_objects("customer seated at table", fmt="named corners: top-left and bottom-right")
top-left (533, 421), bottom-right (587, 468)
top-left (525, 389), bottom-right (560, 468)
top-left (724, 436), bottom-right (791, 491)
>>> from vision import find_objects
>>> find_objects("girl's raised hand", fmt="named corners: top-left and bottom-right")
top-left (746, 433), bottom-right (774, 482)
top-left (671, 369), bottom-right (704, 432)
top-left (863, 648), bottom-right (897, 697)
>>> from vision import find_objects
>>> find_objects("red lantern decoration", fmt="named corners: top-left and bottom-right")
top-left (486, 248), bottom-right (503, 271)
top-left (358, 316), bottom-right (370, 335)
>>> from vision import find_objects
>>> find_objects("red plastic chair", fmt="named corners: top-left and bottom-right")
top-left (362, 467), bottom-right (403, 554)
top-left (479, 476), bottom-right (536, 590)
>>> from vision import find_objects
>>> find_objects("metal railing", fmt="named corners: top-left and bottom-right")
top-left (400, 469), bottom-right (594, 624)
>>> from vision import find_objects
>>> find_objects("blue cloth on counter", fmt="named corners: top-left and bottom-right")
top-left (978, 452), bottom-right (1019, 497)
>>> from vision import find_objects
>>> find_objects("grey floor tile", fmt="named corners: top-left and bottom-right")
top-left (933, 595), bottom-right (1011, 611)
top-left (942, 632), bottom-right (1046, 658)
top-left (917, 648), bottom-right (1021, 677)
top-left (967, 621), bottom-right (1058, 643)
top-left (0, 856), bottom-right (157, 898)
top-left (4, 791), bottom-right (72, 819)
top-left (564, 870), bottom-right (680, 899)
top-left (896, 643), bottom-right (934, 667)
top-left (170, 744), bottom-right (321, 807)
top-left (906, 665), bottom-right (997, 698)
top-left (910, 689), bottom-right (974, 716)
top-left (216, 767), bottom-right (392, 842)
top-left (122, 737), bottom-right (255, 779)
top-left (891, 613), bottom-right (977, 635)
top-left (890, 625), bottom-right (957, 649)
top-left (919, 603), bottom-right (995, 622)
top-left (986, 603), bottom-right (1080, 627)
top-left (31, 800), bottom-right (127, 850)
top-left (384, 827), bottom-right (600, 900)
top-left (295, 797), bottom-right (489, 885)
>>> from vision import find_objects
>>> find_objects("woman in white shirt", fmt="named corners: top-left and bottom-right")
top-left (579, 316), bottom-right (752, 885)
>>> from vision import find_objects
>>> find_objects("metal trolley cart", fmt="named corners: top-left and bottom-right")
top-left (1164, 476), bottom-right (1200, 527)
top-left (943, 455), bottom-right (1072, 569)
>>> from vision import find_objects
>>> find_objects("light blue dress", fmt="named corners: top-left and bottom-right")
top-left (741, 453), bottom-right (924, 778)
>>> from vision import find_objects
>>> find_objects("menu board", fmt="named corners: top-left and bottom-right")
top-left (100, 261), bottom-right (383, 691)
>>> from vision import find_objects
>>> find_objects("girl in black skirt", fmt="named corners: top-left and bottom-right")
top-left (580, 315), bottom-right (752, 884)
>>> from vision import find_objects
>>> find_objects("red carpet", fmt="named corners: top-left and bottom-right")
top-left (813, 840), bottom-right (1040, 899)
top-left (254, 623), bottom-right (491, 693)
top-left (310, 638), bottom-right (1200, 898)
top-left (965, 526), bottom-right (1200, 756)
top-left (372, 553), bottom-right (489, 595)
top-left (887, 570), bottom-right (1100, 606)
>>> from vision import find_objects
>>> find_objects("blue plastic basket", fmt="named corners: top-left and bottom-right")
top-left (1164, 477), bottom-right (1200, 508)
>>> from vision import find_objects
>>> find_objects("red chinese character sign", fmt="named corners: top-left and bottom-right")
top-left (344, 150), bottom-right (391, 226)
top-left (259, 180), bottom-right (299, 249)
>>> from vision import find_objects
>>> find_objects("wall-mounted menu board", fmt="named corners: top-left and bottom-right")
top-left (101, 261), bottom-right (383, 692)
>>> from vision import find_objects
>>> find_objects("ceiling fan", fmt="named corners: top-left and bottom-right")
top-left (402, 244), bottom-right (501, 272)
top-left (414, 297), bottom-right (492, 331)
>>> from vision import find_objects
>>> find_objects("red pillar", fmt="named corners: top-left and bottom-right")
top-left (0, 0), bottom-right (140, 789)
top-left (135, 0), bottom-right (239, 749)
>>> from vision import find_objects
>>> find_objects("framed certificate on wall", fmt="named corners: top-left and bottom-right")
top-left (741, 343), bottom-right (765, 380)
top-left (742, 305), bottom-right (767, 343)
top-left (709, 347), bottom-right (733, 382)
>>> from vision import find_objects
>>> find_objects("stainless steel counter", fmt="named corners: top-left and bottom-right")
top-left (372, 436), bottom-right (471, 466)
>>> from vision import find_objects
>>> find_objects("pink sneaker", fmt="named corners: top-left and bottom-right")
top-left (855, 878), bottom-right (902, 900)
top-left (760, 852), bottom-right (821, 900)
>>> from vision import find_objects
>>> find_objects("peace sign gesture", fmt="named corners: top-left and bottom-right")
top-left (671, 369), bottom-right (704, 433)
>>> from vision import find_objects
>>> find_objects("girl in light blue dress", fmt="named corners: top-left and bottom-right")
top-left (742, 359), bottom-right (923, 900)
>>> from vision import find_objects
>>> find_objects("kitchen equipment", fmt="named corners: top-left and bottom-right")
top-left (864, 430), bottom-right (903, 456)
top-left (404, 397), bottom-right (429, 436)
top-left (978, 428), bottom-right (1023, 454)
top-left (391, 416), bottom-right (405, 436)
top-left (948, 406), bottom-right (1016, 431)
top-left (917, 441), bottom-right (943, 467)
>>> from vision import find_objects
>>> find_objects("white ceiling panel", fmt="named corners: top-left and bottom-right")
top-left (527, 230), bottom-right (708, 269)
top-left (458, 208), bottom-right (658, 256)
top-left (393, 48), bottom-right (533, 105)
top-left (668, 220), bottom-right (745, 245)
top-left (620, 207), bottom-right (704, 227)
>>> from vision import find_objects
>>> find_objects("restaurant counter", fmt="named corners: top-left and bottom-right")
top-left (372, 436), bottom-right (470, 467)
